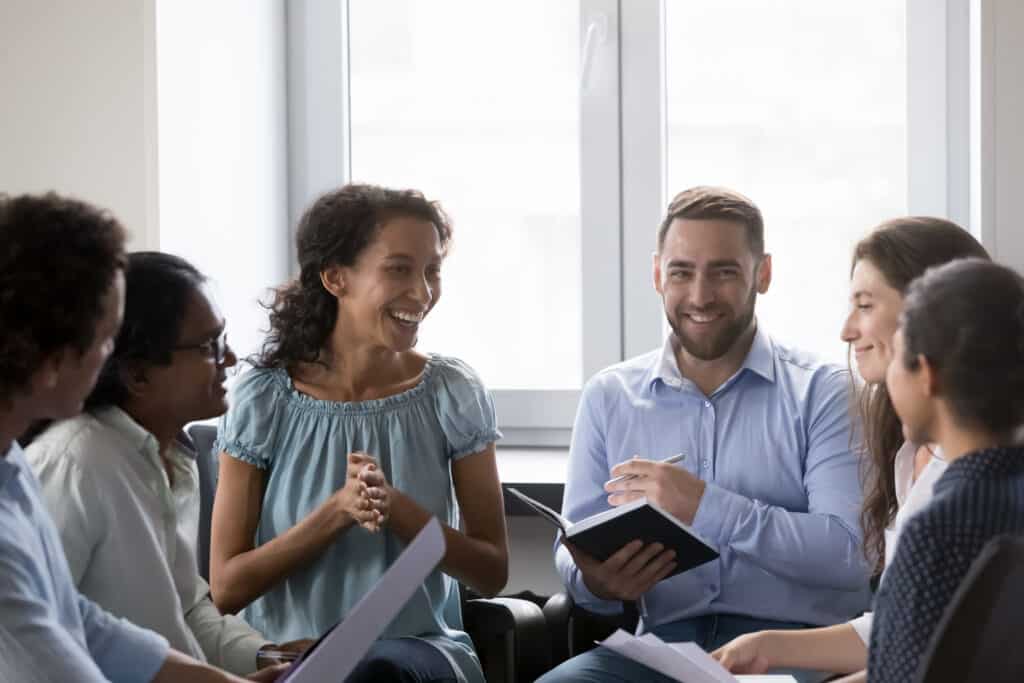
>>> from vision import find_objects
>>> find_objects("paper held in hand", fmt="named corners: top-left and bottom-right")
top-left (275, 517), bottom-right (446, 683)
top-left (505, 486), bottom-right (718, 578)
top-left (599, 629), bottom-right (797, 683)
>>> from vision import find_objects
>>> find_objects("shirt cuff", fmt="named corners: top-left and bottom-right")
top-left (223, 632), bottom-right (273, 675)
top-left (691, 482), bottom-right (749, 547)
top-left (556, 544), bottom-right (624, 616)
top-left (93, 619), bottom-right (170, 683)
top-left (849, 612), bottom-right (872, 645)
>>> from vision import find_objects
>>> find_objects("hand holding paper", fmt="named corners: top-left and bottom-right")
top-left (598, 629), bottom-right (797, 683)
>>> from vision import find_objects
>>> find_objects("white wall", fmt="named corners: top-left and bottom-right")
top-left (974, 0), bottom-right (1024, 270)
top-left (0, 0), bottom-right (158, 250)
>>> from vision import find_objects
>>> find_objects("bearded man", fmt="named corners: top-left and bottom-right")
top-left (539, 187), bottom-right (870, 683)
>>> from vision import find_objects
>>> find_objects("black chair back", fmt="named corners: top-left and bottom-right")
top-left (915, 534), bottom-right (1024, 683)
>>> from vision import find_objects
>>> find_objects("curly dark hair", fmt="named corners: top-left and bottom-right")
top-left (849, 217), bottom-right (988, 575)
top-left (255, 184), bottom-right (452, 369)
top-left (85, 252), bottom-right (207, 411)
top-left (0, 193), bottom-right (126, 404)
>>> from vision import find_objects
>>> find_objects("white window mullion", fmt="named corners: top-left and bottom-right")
top-left (579, 0), bottom-right (624, 378)
top-left (906, 0), bottom-right (971, 227)
top-left (286, 0), bottom-right (351, 270)
top-left (498, 0), bottom-right (624, 447)
top-left (619, 0), bottom-right (667, 358)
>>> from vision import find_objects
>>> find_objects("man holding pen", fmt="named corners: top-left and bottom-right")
top-left (539, 187), bottom-right (869, 683)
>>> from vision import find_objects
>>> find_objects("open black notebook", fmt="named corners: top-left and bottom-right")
top-left (506, 487), bottom-right (718, 578)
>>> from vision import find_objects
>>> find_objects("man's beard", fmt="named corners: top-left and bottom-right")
top-left (667, 286), bottom-right (758, 361)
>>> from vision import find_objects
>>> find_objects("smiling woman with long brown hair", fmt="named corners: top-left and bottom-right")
top-left (713, 217), bottom-right (988, 680)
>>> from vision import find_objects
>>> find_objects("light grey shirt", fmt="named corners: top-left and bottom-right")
top-left (25, 407), bottom-right (269, 674)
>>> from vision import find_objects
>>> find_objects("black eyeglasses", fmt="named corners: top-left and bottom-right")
top-left (173, 330), bottom-right (230, 365)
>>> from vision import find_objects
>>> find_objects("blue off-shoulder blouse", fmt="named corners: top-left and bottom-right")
top-left (214, 354), bottom-right (501, 683)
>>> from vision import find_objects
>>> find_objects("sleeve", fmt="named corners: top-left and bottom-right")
top-left (690, 368), bottom-right (871, 592)
top-left (848, 612), bottom-right (872, 645)
top-left (553, 374), bottom-right (624, 615)
top-left (0, 544), bottom-right (168, 683)
top-left (433, 357), bottom-right (502, 460)
top-left (26, 449), bottom-right (106, 585)
top-left (78, 592), bottom-right (170, 683)
top-left (214, 369), bottom-right (283, 470)
top-left (183, 575), bottom-right (270, 675)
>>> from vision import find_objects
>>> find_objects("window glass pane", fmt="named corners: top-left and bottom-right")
top-left (349, 0), bottom-right (582, 389)
top-left (666, 0), bottom-right (907, 364)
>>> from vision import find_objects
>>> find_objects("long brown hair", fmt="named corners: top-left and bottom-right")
top-left (851, 217), bottom-right (989, 574)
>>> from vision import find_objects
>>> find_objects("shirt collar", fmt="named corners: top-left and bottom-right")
top-left (93, 406), bottom-right (194, 466)
top-left (937, 445), bottom-right (1024, 493)
top-left (647, 322), bottom-right (777, 391)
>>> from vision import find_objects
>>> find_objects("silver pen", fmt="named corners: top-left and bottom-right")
top-left (605, 453), bottom-right (686, 486)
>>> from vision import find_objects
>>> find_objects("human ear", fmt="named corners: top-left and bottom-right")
top-left (320, 265), bottom-right (346, 298)
top-left (119, 363), bottom-right (147, 397)
top-left (917, 354), bottom-right (940, 398)
top-left (36, 353), bottom-right (63, 391)
top-left (652, 251), bottom-right (664, 295)
top-left (755, 254), bottom-right (772, 294)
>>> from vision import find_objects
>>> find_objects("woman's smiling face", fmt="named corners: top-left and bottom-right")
top-left (841, 257), bottom-right (904, 384)
top-left (332, 215), bottom-right (444, 352)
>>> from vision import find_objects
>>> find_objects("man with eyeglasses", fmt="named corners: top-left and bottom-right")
top-left (23, 252), bottom-right (310, 676)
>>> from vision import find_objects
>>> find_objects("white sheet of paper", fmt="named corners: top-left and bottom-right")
top-left (598, 629), bottom-right (797, 683)
top-left (279, 517), bottom-right (446, 683)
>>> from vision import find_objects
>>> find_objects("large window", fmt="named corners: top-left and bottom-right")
top-left (287, 0), bottom-right (949, 444)
top-left (348, 0), bottom-right (583, 390)
top-left (665, 0), bottom-right (907, 363)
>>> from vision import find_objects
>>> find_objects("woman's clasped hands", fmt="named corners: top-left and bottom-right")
top-left (333, 451), bottom-right (391, 532)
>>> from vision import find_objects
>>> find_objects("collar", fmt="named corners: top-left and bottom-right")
top-left (93, 406), bottom-right (194, 466)
top-left (936, 445), bottom-right (1024, 493)
top-left (647, 322), bottom-right (777, 392)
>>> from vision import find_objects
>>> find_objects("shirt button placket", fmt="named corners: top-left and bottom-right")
top-left (702, 400), bottom-right (714, 474)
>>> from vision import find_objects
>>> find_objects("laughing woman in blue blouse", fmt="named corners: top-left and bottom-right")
top-left (208, 185), bottom-right (508, 683)
top-left (868, 258), bottom-right (1024, 682)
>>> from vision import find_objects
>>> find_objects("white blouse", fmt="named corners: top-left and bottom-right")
top-left (24, 407), bottom-right (269, 673)
top-left (849, 442), bottom-right (947, 644)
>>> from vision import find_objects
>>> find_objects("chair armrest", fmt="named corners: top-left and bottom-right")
top-left (543, 591), bottom-right (639, 663)
top-left (464, 597), bottom-right (551, 683)
top-left (542, 592), bottom-right (573, 665)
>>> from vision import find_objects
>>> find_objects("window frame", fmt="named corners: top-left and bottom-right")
top-left (286, 0), bottom-right (960, 447)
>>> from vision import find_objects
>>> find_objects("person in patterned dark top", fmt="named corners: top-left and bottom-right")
top-left (867, 258), bottom-right (1024, 682)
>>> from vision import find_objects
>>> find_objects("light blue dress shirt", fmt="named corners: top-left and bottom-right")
top-left (215, 355), bottom-right (501, 683)
top-left (556, 327), bottom-right (871, 629)
top-left (0, 442), bottom-right (169, 683)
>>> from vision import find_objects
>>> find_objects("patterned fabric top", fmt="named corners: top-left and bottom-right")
top-left (868, 445), bottom-right (1024, 681)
